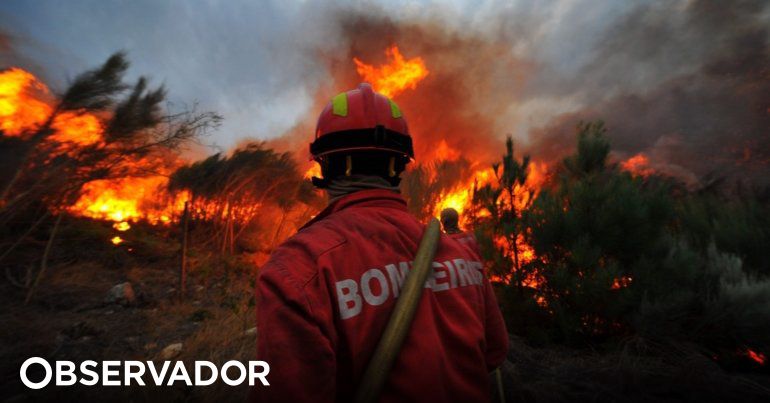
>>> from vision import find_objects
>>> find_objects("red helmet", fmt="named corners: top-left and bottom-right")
top-left (310, 83), bottom-right (414, 160)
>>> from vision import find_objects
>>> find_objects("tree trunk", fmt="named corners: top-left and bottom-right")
top-left (0, 210), bottom-right (50, 265)
top-left (512, 233), bottom-right (522, 292)
top-left (179, 201), bottom-right (190, 301)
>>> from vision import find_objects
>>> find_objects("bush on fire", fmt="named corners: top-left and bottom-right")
top-left (475, 121), bottom-right (770, 362)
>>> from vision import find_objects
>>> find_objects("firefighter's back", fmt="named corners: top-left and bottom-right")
top-left (257, 190), bottom-right (507, 402)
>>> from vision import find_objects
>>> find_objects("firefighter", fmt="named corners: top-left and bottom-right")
top-left (440, 207), bottom-right (481, 255)
top-left (255, 83), bottom-right (508, 402)
top-left (440, 208), bottom-right (462, 234)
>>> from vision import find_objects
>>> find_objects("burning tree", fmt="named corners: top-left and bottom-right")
top-left (168, 143), bottom-right (321, 255)
top-left (523, 121), bottom-right (770, 361)
top-left (0, 53), bottom-right (220, 301)
top-left (470, 136), bottom-right (536, 292)
top-left (1, 54), bottom-right (218, 217)
top-left (526, 121), bottom-right (673, 339)
top-left (400, 159), bottom-right (473, 221)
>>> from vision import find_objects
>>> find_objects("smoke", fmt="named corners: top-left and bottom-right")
top-left (527, 0), bottom-right (770, 184)
top-left (276, 0), bottom-right (770, 185)
top-left (3, 0), bottom-right (768, 185)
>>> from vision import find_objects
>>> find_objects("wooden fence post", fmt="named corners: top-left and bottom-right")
top-left (179, 200), bottom-right (190, 301)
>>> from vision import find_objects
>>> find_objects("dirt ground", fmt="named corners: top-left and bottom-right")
top-left (1, 219), bottom-right (769, 402)
top-left (0, 246), bottom-right (258, 402)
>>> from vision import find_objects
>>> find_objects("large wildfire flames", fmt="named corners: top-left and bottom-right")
top-left (4, 45), bottom-right (641, 286)
top-left (3, 47), bottom-right (548, 284)
top-left (350, 46), bottom-right (547, 286)
top-left (3, 44), bottom-right (767, 369)
top-left (0, 68), bottom-right (102, 146)
top-left (0, 67), bottom-right (189, 229)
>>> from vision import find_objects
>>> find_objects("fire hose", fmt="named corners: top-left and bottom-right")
top-left (354, 218), bottom-right (442, 403)
top-left (355, 218), bottom-right (505, 403)
top-left (353, 218), bottom-right (506, 403)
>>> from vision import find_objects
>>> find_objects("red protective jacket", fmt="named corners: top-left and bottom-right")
top-left (255, 189), bottom-right (508, 402)
top-left (449, 231), bottom-right (481, 256)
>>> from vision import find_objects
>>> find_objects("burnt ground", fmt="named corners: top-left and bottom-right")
top-left (0, 219), bottom-right (259, 402)
top-left (1, 218), bottom-right (769, 402)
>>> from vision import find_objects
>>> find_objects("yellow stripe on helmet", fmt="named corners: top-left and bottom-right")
top-left (388, 98), bottom-right (402, 118)
top-left (332, 92), bottom-right (348, 117)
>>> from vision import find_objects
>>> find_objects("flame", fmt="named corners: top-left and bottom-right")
top-left (354, 46), bottom-right (549, 293)
top-left (50, 111), bottom-right (103, 146)
top-left (0, 68), bottom-right (52, 136)
top-left (351, 42), bottom-right (547, 293)
top-left (621, 153), bottom-right (655, 177)
top-left (611, 276), bottom-right (633, 290)
top-left (113, 221), bottom-right (131, 231)
top-left (304, 164), bottom-right (322, 180)
top-left (433, 161), bottom-right (547, 225)
top-left (110, 236), bottom-right (124, 245)
top-left (354, 45), bottom-right (429, 98)
top-left (1, 67), bottom-right (190, 227)
top-left (428, 142), bottom-right (547, 291)
top-left (1, 67), bottom-right (105, 147)
top-left (69, 176), bottom-right (189, 224)
top-left (433, 139), bottom-right (461, 162)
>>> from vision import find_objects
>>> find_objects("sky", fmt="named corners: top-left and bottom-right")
top-left (1, 0), bottom-right (768, 184)
top-left (0, 0), bottom-right (635, 150)
top-left (1, 0), bottom-right (334, 150)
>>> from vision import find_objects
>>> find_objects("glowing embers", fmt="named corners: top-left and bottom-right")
top-left (745, 348), bottom-right (766, 365)
top-left (113, 222), bottom-right (131, 231)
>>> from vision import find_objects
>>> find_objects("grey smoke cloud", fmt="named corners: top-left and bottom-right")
top-left (1, 0), bottom-right (767, 184)
top-left (526, 0), bottom-right (770, 184)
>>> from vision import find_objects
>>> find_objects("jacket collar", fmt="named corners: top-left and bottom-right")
top-left (301, 189), bottom-right (407, 230)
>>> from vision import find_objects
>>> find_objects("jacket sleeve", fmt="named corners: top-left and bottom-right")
top-left (254, 260), bottom-right (336, 402)
top-left (482, 277), bottom-right (508, 371)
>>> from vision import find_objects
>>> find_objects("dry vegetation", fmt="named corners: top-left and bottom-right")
top-left (0, 218), bottom-right (258, 401)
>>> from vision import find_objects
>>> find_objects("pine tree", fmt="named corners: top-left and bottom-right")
top-left (471, 136), bottom-right (534, 292)
top-left (527, 121), bottom-right (674, 341)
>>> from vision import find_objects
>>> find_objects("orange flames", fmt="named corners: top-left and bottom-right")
top-left (0, 68), bottom-right (103, 146)
top-left (354, 45), bottom-right (429, 98)
top-left (0, 68), bottom-right (52, 136)
top-left (432, 160), bottom-right (548, 288)
top-left (68, 176), bottom-right (189, 225)
top-left (302, 45), bottom-right (428, 179)
top-left (113, 221), bottom-right (131, 231)
top-left (1, 67), bottom-right (187, 233)
top-left (621, 153), bottom-right (655, 177)
top-left (351, 46), bottom-right (547, 288)
top-left (611, 276), bottom-right (633, 290)
top-left (50, 111), bottom-right (103, 146)
top-left (304, 163), bottom-right (322, 180)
